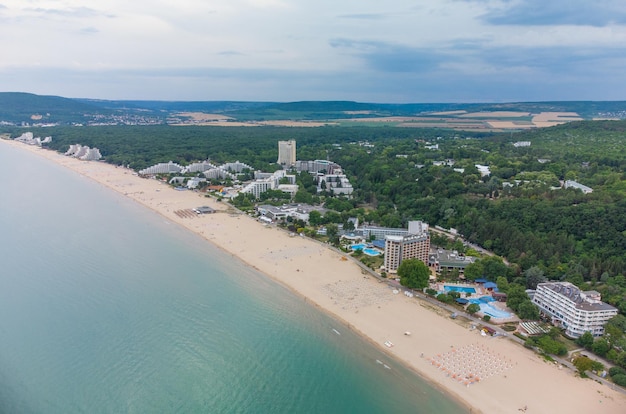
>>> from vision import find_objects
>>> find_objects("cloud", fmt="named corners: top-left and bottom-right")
top-left (338, 13), bottom-right (386, 20)
top-left (25, 6), bottom-right (113, 19)
top-left (1, 1), bottom-right (626, 102)
top-left (217, 50), bottom-right (245, 56)
top-left (482, 0), bottom-right (626, 26)
top-left (79, 27), bottom-right (99, 35)
top-left (330, 38), bottom-right (453, 73)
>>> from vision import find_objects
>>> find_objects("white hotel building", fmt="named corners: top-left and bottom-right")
top-left (532, 282), bottom-right (617, 338)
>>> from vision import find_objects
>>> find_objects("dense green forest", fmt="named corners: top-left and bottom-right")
top-left (3, 121), bottom-right (626, 319)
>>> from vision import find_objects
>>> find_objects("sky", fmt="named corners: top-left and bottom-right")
top-left (1, 0), bottom-right (626, 102)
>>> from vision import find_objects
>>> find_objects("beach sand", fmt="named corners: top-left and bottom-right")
top-left (4, 139), bottom-right (626, 414)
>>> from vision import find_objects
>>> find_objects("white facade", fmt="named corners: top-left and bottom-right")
top-left (564, 180), bottom-right (593, 194)
top-left (475, 164), bottom-right (491, 177)
top-left (318, 172), bottom-right (354, 196)
top-left (295, 159), bottom-right (341, 174)
top-left (203, 168), bottom-right (236, 180)
top-left (361, 220), bottom-right (427, 240)
top-left (15, 132), bottom-right (52, 146)
top-left (242, 169), bottom-right (297, 199)
top-left (277, 140), bottom-right (296, 166)
top-left (139, 161), bottom-right (183, 175)
top-left (183, 160), bottom-right (217, 173)
top-left (221, 161), bottom-right (253, 173)
top-left (65, 144), bottom-right (102, 161)
top-left (532, 282), bottom-right (617, 338)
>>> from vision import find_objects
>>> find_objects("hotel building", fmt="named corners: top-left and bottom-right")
top-left (384, 225), bottom-right (430, 273)
top-left (277, 140), bottom-right (296, 166)
top-left (532, 282), bottom-right (617, 338)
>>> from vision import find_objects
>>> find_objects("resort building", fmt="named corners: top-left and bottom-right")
top-left (361, 220), bottom-right (428, 241)
top-left (428, 249), bottom-right (476, 276)
top-left (242, 170), bottom-right (297, 199)
top-left (182, 160), bottom-right (217, 173)
top-left (256, 203), bottom-right (327, 223)
top-left (532, 282), bottom-right (618, 338)
top-left (475, 164), bottom-right (491, 177)
top-left (295, 159), bottom-right (342, 175)
top-left (277, 140), bottom-right (296, 166)
top-left (203, 168), bottom-right (237, 181)
top-left (382, 222), bottom-right (430, 273)
top-left (317, 170), bottom-right (354, 196)
top-left (564, 180), bottom-right (593, 194)
top-left (64, 144), bottom-right (102, 161)
top-left (15, 132), bottom-right (52, 146)
top-left (139, 161), bottom-right (183, 175)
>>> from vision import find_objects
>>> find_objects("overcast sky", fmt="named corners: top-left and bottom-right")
top-left (1, 0), bottom-right (626, 102)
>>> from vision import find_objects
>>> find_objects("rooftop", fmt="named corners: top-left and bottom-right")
top-left (538, 282), bottom-right (617, 312)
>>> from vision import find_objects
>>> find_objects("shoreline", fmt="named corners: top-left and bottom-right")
top-left (4, 139), bottom-right (625, 413)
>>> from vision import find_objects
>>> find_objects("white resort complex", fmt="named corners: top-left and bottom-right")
top-left (532, 281), bottom-right (618, 338)
top-left (136, 139), bottom-right (353, 199)
top-left (65, 144), bottom-right (103, 161)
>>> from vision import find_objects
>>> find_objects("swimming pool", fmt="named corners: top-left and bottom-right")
top-left (350, 244), bottom-right (380, 256)
top-left (477, 302), bottom-right (512, 318)
top-left (363, 248), bottom-right (380, 257)
top-left (469, 296), bottom-right (496, 304)
top-left (444, 285), bottom-right (476, 294)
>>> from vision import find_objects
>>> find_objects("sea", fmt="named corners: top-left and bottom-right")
top-left (0, 142), bottom-right (466, 414)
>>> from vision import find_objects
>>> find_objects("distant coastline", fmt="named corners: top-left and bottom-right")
top-left (4, 138), bottom-right (626, 414)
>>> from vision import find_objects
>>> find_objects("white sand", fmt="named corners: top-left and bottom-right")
top-left (4, 139), bottom-right (625, 414)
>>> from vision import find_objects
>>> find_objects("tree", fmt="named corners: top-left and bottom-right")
top-left (343, 219), bottom-right (355, 231)
top-left (397, 259), bottom-right (430, 290)
top-left (326, 224), bottom-right (339, 246)
top-left (524, 266), bottom-right (546, 289)
top-left (308, 210), bottom-right (322, 226)
top-left (463, 261), bottom-right (483, 281)
top-left (437, 293), bottom-right (453, 304)
top-left (592, 338), bottom-right (610, 357)
top-left (573, 356), bottom-right (593, 375)
top-left (506, 284), bottom-right (529, 312)
top-left (576, 331), bottom-right (594, 349)
top-left (518, 301), bottom-right (540, 320)
top-left (482, 256), bottom-right (509, 281)
top-left (496, 276), bottom-right (510, 293)
top-left (467, 303), bottom-right (480, 315)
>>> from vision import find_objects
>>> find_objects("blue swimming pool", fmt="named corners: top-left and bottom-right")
top-left (469, 296), bottom-right (496, 304)
top-left (478, 302), bottom-right (512, 318)
top-left (350, 244), bottom-right (380, 256)
top-left (444, 285), bottom-right (476, 294)
top-left (363, 248), bottom-right (380, 257)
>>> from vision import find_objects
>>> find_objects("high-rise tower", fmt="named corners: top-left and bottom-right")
top-left (277, 140), bottom-right (296, 166)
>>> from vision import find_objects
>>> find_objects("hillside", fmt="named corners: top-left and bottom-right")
top-left (1, 92), bottom-right (625, 128)
top-left (0, 92), bottom-right (106, 124)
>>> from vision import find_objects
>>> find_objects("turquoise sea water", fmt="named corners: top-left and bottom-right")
top-left (0, 143), bottom-right (466, 413)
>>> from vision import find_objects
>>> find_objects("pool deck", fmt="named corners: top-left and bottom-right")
top-left (433, 282), bottom-right (519, 323)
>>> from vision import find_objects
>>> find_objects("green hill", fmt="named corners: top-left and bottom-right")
top-left (0, 92), bottom-right (107, 124)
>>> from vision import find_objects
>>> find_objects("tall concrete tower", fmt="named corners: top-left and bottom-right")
top-left (277, 140), bottom-right (296, 166)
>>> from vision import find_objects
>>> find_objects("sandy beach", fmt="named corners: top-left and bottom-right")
top-left (4, 139), bottom-right (626, 414)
